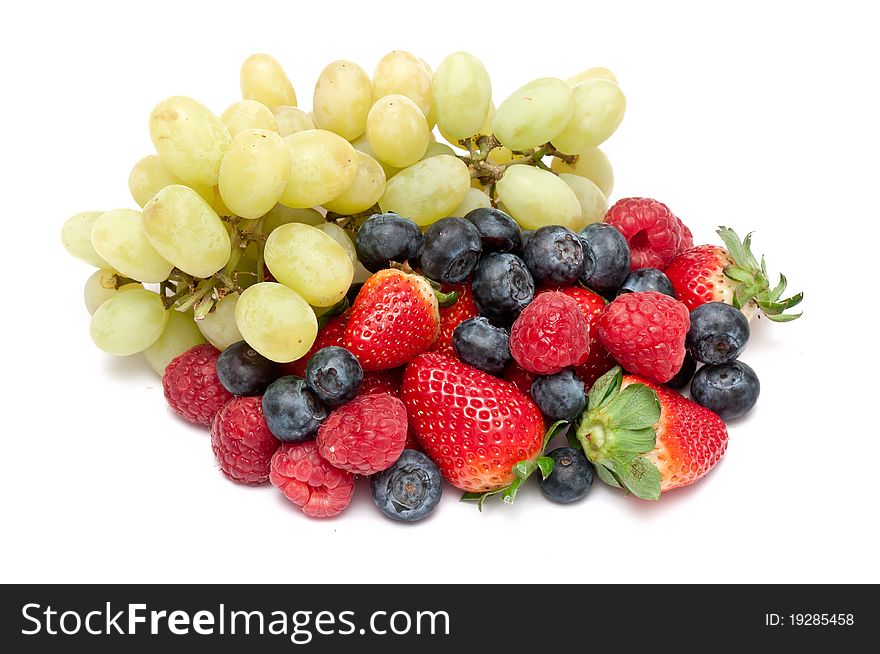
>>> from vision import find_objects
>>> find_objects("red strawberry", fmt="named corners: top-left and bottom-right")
top-left (597, 291), bottom-right (690, 384)
top-left (429, 281), bottom-right (478, 356)
top-left (357, 370), bottom-right (401, 397)
top-left (576, 367), bottom-right (728, 499)
top-left (343, 269), bottom-right (440, 371)
top-left (604, 197), bottom-right (686, 270)
top-left (401, 353), bottom-right (544, 494)
top-left (503, 363), bottom-right (537, 398)
top-left (509, 291), bottom-right (590, 375)
top-left (539, 286), bottom-right (615, 388)
top-left (282, 308), bottom-right (351, 377)
top-left (664, 227), bottom-right (803, 321)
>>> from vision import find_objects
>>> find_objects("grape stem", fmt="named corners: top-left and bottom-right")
top-left (457, 137), bottom-right (579, 186)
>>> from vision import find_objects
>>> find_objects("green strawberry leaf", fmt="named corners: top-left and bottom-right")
top-left (595, 462), bottom-right (622, 488)
top-left (602, 383), bottom-right (661, 430)
top-left (543, 420), bottom-right (570, 450)
top-left (513, 459), bottom-right (537, 480)
top-left (609, 428), bottom-right (658, 457)
top-left (609, 455), bottom-right (661, 501)
top-left (434, 288), bottom-right (459, 307)
top-left (766, 312), bottom-right (802, 323)
top-left (723, 265), bottom-right (755, 286)
top-left (587, 367), bottom-right (622, 411)
top-left (536, 456), bottom-right (555, 480)
top-left (769, 273), bottom-right (788, 301)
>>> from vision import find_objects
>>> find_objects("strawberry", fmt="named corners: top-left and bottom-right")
top-left (576, 367), bottom-right (728, 499)
top-left (343, 269), bottom-right (440, 372)
top-left (430, 281), bottom-right (478, 356)
top-left (539, 286), bottom-right (616, 388)
top-left (664, 227), bottom-right (802, 321)
top-left (401, 353), bottom-right (545, 496)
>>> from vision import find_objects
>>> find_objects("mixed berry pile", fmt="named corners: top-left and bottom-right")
top-left (61, 51), bottom-right (802, 521)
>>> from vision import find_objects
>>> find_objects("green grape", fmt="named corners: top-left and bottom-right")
top-left (197, 292), bottom-right (243, 350)
top-left (487, 145), bottom-right (526, 166)
top-left (280, 130), bottom-right (359, 208)
top-left (492, 78), bottom-right (574, 151)
top-left (313, 60), bottom-right (373, 140)
top-left (551, 79), bottom-right (626, 154)
top-left (372, 50), bottom-right (432, 116)
top-left (431, 52), bottom-right (492, 142)
top-left (322, 151), bottom-right (385, 215)
top-left (567, 67), bottom-right (618, 86)
top-left (210, 186), bottom-right (235, 217)
top-left (91, 209), bottom-right (173, 283)
top-left (440, 100), bottom-right (494, 147)
top-left (550, 147), bottom-right (614, 197)
top-left (61, 211), bottom-right (109, 267)
top-left (316, 222), bottom-right (357, 267)
top-left (273, 105), bottom-right (315, 136)
top-left (421, 141), bottom-right (456, 160)
top-left (262, 205), bottom-right (325, 233)
top-left (495, 165), bottom-right (582, 230)
top-left (219, 129), bottom-right (290, 219)
top-left (83, 269), bottom-right (142, 314)
top-left (128, 155), bottom-right (213, 208)
top-left (149, 96), bottom-right (231, 187)
top-left (264, 223), bottom-right (353, 307)
top-left (351, 134), bottom-right (400, 179)
top-left (143, 310), bottom-right (206, 375)
top-left (235, 282), bottom-right (318, 363)
top-left (353, 261), bottom-right (372, 284)
top-left (90, 288), bottom-right (169, 356)
top-left (240, 53), bottom-right (297, 108)
top-left (449, 187), bottom-right (492, 217)
top-left (366, 95), bottom-right (429, 168)
top-left (220, 100), bottom-right (278, 136)
top-left (379, 155), bottom-right (470, 226)
top-left (558, 173), bottom-right (608, 230)
top-left (142, 185), bottom-right (231, 278)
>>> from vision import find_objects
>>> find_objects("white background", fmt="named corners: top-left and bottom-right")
top-left (1, 0), bottom-right (877, 584)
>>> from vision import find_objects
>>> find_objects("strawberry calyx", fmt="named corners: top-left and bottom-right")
top-left (575, 367), bottom-right (663, 500)
top-left (717, 226), bottom-right (803, 322)
top-left (461, 420), bottom-right (569, 511)
top-left (388, 261), bottom-right (460, 307)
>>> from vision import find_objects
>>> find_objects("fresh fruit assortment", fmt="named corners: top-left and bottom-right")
top-left (61, 51), bottom-right (803, 521)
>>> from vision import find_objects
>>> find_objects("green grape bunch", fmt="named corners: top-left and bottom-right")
top-left (60, 52), bottom-right (625, 371)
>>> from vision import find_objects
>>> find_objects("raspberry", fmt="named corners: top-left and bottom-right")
top-left (429, 281), bottom-right (479, 356)
top-left (269, 441), bottom-right (355, 518)
top-left (675, 217), bottom-right (694, 252)
top-left (542, 286), bottom-right (617, 388)
top-left (604, 197), bottom-right (684, 270)
top-left (281, 308), bottom-right (351, 378)
top-left (509, 292), bottom-right (590, 375)
top-left (163, 344), bottom-right (232, 427)
top-left (597, 291), bottom-right (690, 384)
top-left (317, 394), bottom-right (408, 475)
top-left (357, 369), bottom-right (401, 398)
top-left (210, 396), bottom-right (280, 484)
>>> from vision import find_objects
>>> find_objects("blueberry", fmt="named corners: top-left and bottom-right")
top-left (452, 317), bottom-right (511, 374)
top-left (538, 447), bottom-right (594, 504)
top-left (216, 340), bottom-right (280, 396)
top-left (521, 229), bottom-right (534, 251)
top-left (463, 207), bottom-right (522, 254)
top-left (522, 225), bottom-right (585, 286)
top-left (531, 369), bottom-right (587, 421)
top-left (471, 253), bottom-right (535, 324)
top-left (616, 268), bottom-right (676, 298)
top-left (355, 212), bottom-right (422, 273)
top-left (686, 302), bottom-right (750, 365)
top-left (417, 217), bottom-right (482, 283)
top-left (690, 360), bottom-right (760, 420)
top-left (578, 223), bottom-right (631, 294)
top-left (262, 376), bottom-right (328, 442)
top-left (666, 352), bottom-right (697, 390)
top-left (346, 282), bottom-right (364, 305)
top-left (305, 346), bottom-right (363, 407)
top-left (371, 449), bottom-right (442, 522)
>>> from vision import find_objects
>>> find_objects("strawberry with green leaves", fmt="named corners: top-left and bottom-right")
top-left (343, 268), bottom-right (441, 371)
top-left (664, 226), bottom-right (802, 321)
top-left (576, 367), bottom-right (728, 499)
top-left (401, 353), bottom-right (546, 496)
